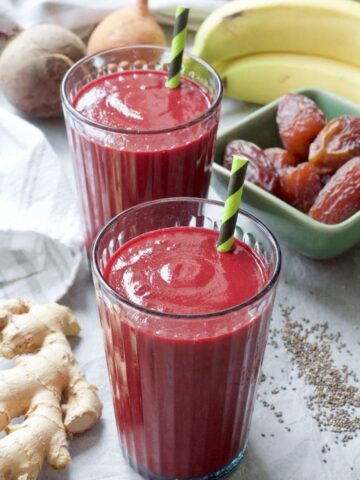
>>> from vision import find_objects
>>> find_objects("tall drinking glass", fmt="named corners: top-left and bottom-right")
top-left (61, 46), bottom-right (222, 253)
top-left (91, 198), bottom-right (281, 480)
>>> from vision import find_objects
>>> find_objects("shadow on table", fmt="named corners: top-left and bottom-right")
top-left (70, 417), bottom-right (106, 457)
top-left (229, 445), bottom-right (270, 480)
top-left (60, 256), bottom-right (93, 313)
top-left (39, 419), bottom-right (105, 480)
top-left (281, 243), bottom-right (360, 326)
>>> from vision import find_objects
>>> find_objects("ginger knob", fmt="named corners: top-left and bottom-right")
top-left (0, 298), bottom-right (102, 479)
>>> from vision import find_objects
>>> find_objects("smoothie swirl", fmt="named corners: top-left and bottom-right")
top-left (73, 70), bottom-right (211, 131)
top-left (105, 226), bottom-right (267, 314)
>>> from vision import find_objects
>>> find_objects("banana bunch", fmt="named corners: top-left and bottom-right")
top-left (192, 0), bottom-right (360, 104)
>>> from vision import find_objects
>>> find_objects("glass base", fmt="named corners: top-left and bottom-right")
top-left (128, 442), bottom-right (248, 480)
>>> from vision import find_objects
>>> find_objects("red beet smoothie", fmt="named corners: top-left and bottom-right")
top-left (70, 70), bottom-right (217, 252)
top-left (100, 227), bottom-right (272, 479)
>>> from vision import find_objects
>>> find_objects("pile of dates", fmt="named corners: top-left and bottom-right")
top-left (224, 93), bottom-right (360, 224)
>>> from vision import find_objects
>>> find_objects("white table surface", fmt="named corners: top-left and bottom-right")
top-left (1, 87), bottom-right (360, 480)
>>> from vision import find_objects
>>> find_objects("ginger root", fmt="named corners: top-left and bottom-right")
top-left (0, 298), bottom-right (102, 480)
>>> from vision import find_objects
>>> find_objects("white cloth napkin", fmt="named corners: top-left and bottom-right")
top-left (0, 0), bottom-right (228, 34)
top-left (0, 108), bottom-right (83, 301)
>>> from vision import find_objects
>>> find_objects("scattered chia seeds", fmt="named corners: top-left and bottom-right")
top-left (257, 304), bottom-right (360, 449)
top-left (281, 305), bottom-right (360, 439)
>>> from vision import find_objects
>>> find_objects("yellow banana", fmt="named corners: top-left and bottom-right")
top-left (220, 53), bottom-right (360, 105)
top-left (193, 0), bottom-right (360, 68)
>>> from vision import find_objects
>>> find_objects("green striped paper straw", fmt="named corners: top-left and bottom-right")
top-left (166, 7), bottom-right (190, 89)
top-left (217, 156), bottom-right (249, 253)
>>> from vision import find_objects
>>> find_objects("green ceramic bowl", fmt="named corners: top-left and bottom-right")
top-left (213, 88), bottom-right (360, 259)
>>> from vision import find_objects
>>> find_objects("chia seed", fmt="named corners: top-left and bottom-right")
top-left (258, 304), bottom-right (360, 449)
top-left (280, 305), bottom-right (360, 441)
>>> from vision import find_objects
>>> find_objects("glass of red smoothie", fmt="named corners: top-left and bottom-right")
top-left (61, 46), bottom-right (222, 253)
top-left (91, 197), bottom-right (281, 480)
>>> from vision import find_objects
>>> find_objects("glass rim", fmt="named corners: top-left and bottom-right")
top-left (91, 197), bottom-right (282, 320)
top-left (61, 45), bottom-right (223, 135)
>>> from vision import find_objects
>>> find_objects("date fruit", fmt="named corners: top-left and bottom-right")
top-left (279, 163), bottom-right (322, 213)
top-left (264, 147), bottom-right (299, 172)
top-left (309, 157), bottom-right (360, 224)
top-left (223, 140), bottom-right (279, 193)
top-left (309, 115), bottom-right (360, 174)
top-left (276, 94), bottom-right (326, 159)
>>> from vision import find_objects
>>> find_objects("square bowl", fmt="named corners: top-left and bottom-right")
top-left (213, 88), bottom-right (360, 259)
